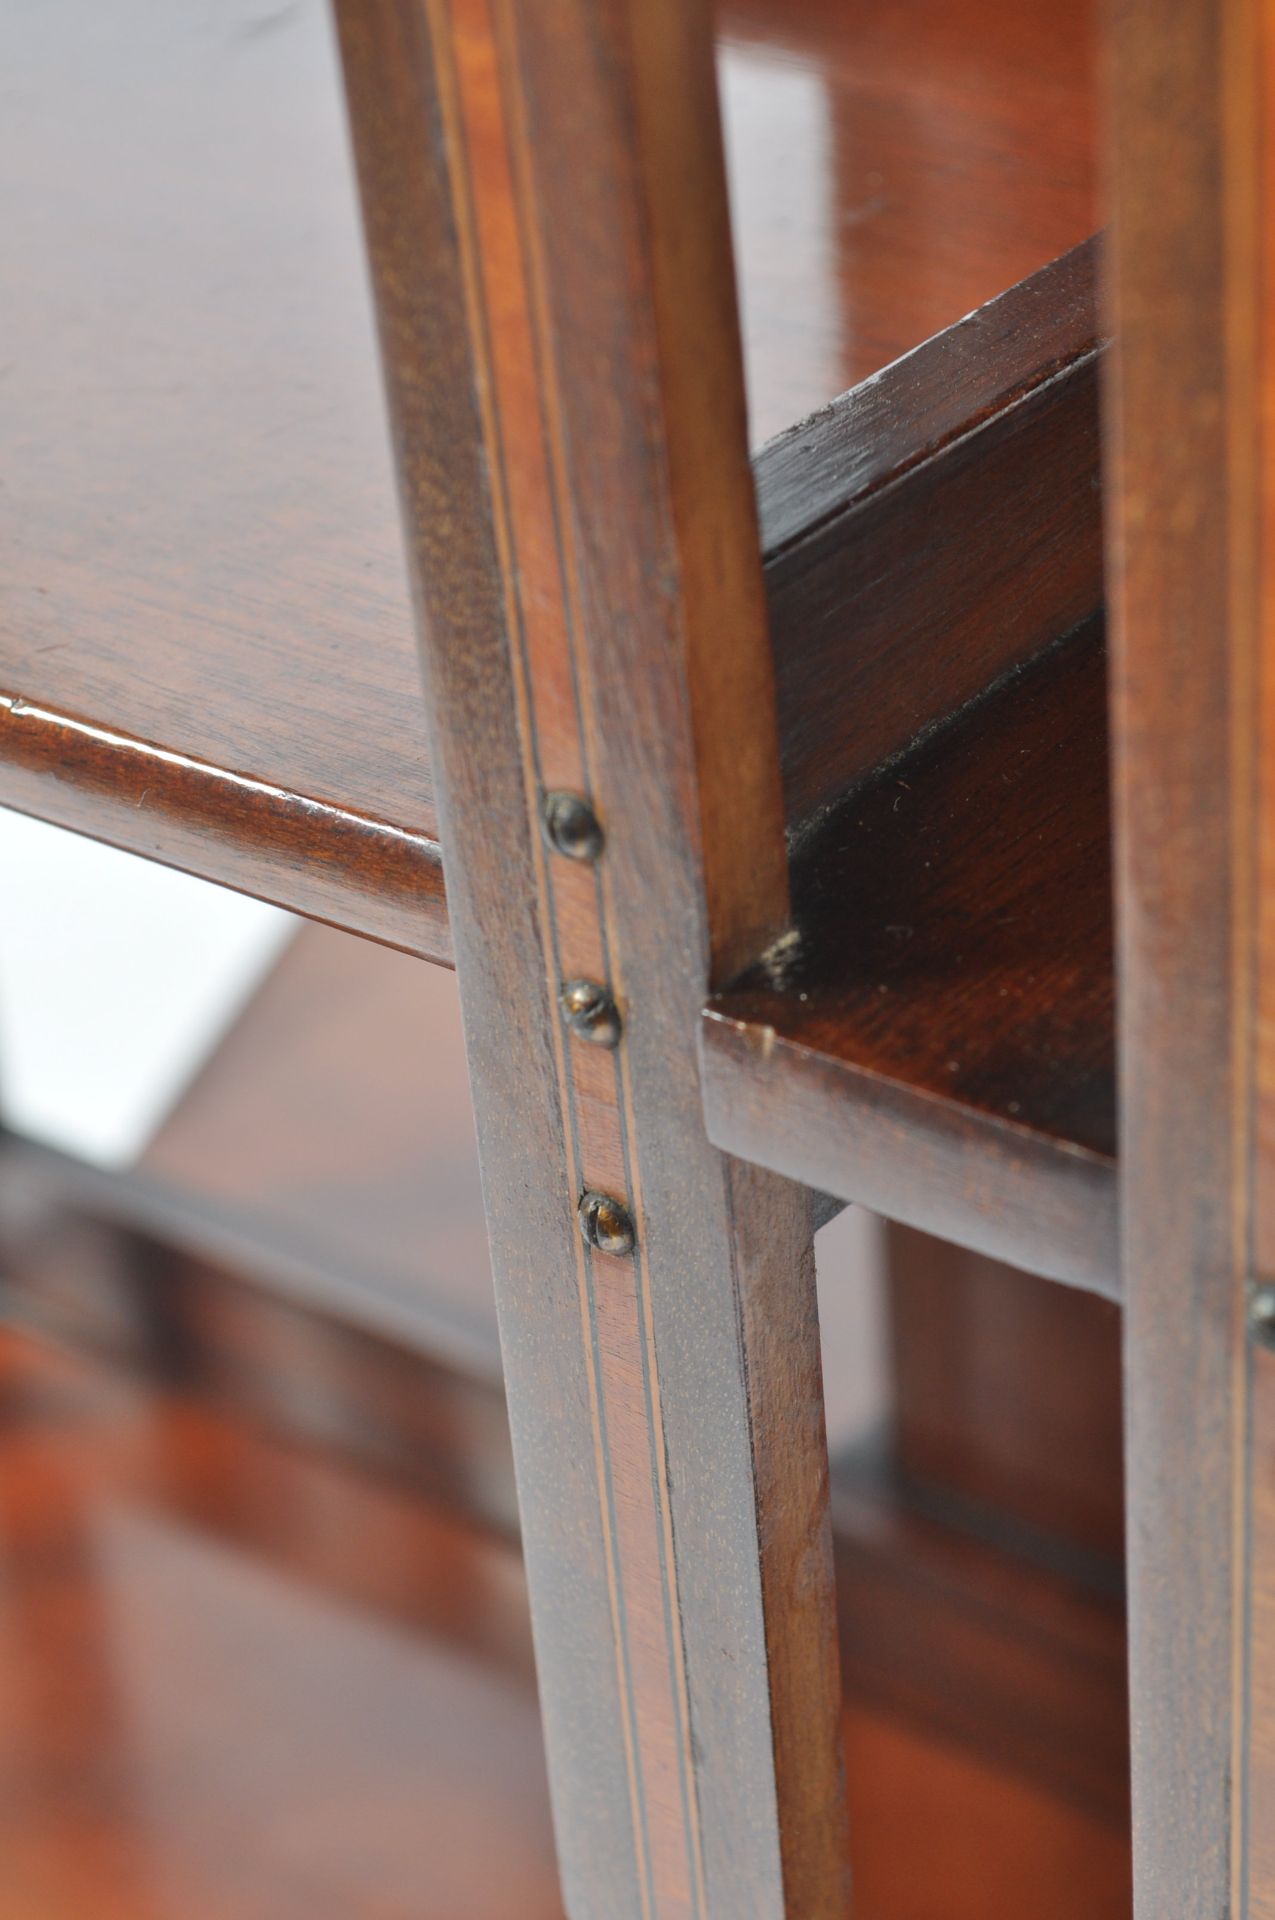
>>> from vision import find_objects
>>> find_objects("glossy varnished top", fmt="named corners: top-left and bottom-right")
top-left (0, 0), bottom-right (1096, 940)
top-left (721, 0), bottom-right (1096, 440)
top-left (0, 1322), bottom-right (1131, 1918)
top-left (702, 618), bottom-right (1118, 1292)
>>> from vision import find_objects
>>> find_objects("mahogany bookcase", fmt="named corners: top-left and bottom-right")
top-left (0, 0), bottom-right (1270, 1914)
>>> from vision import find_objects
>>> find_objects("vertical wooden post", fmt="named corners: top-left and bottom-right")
top-left (332, 1), bottom-right (850, 1914)
top-left (1105, 0), bottom-right (1275, 1909)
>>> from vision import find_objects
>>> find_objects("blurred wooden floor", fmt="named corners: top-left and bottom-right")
top-left (0, 1324), bottom-right (1130, 1920)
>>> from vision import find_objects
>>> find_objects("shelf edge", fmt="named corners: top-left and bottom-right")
top-left (699, 1005), bottom-right (1119, 1297)
top-left (0, 693), bottom-right (451, 964)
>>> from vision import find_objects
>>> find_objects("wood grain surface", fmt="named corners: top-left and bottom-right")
top-left (0, 1322), bottom-right (1133, 1920)
top-left (764, 239), bottom-right (1103, 831)
top-left (0, 0), bottom-right (446, 953)
top-left (887, 1224), bottom-right (1125, 1567)
top-left (0, 0), bottom-right (1095, 955)
top-left (1253, 0), bottom-right (1275, 1905)
top-left (335, 0), bottom-right (847, 1911)
top-left (3, 929), bottom-right (495, 1371)
top-left (1104, 0), bottom-right (1272, 1911)
top-left (703, 617), bottom-right (1117, 1293)
top-left (718, 0), bottom-right (1096, 441)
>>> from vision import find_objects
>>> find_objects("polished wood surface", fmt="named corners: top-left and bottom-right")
top-left (2, 928), bottom-right (496, 1371)
top-left (337, 0), bottom-right (846, 1909)
top-left (1, 1201), bottom-right (522, 1538)
top-left (141, 926), bottom-right (493, 1365)
top-left (718, 0), bottom-right (1097, 442)
top-left (0, 923), bottom-right (861, 1542)
top-left (703, 616), bottom-right (1117, 1292)
top-left (2, 916), bottom-right (1128, 1607)
top-left (3, 1203), bottom-right (1133, 1835)
top-left (831, 1452), bottom-right (1127, 1831)
top-left (762, 239), bottom-right (1102, 834)
top-left (0, 0), bottom-right (1095, 951)
top-left (2, 3), bottom-right (1114, 1910)
top-left (1, 0), bottom-right (445, 956)
top-left (0, 1324), bottom-right (1131, 1920)
top-left (1253, 2), bottom-right (1275, 1901)
top-left (1103, 0), bottom-right (1269, 1911)
top-left (0, 1325), bottom-right (557, 1920)
top-left (888, 1226), bottom-right (1125, 1567)
top-left (1251, 1347), bottom-right (1275, 1912)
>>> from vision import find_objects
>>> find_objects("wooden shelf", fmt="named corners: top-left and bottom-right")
top-left (719, 0), bottom-right (1097, 441)
top-left (0, 1323), bottom-right (1130, 1920)
top-left (1, 0), bottom-right (1094, 953)
top-left (2, 0), bottom-right (445, 956)
top-left (2, 923), bottom-right (499, 1377)
top-left (702, 617), bottom-right (1118, 1295)
top-left (0, 1325), bottom-right (561, 1920)
top-left (0, 921), bottom-right (516, 1527)
top-left (4, 233), bottom-right (1110, 1305)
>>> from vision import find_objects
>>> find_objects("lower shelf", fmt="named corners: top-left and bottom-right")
top-left (2, 923), bottom-right (499, 1377)
top-left (0, 1324), bottom-right (1130, 1920)
top-left (701, 616), bottom-right (1117, 1295)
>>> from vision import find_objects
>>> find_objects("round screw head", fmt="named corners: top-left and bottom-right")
top-left (1251, 1285), bottom-right (1275, 1348)
top-left (542, 790), bottom-right (604, 862)
top-left (560, 979), bottom-right (622, 1049)
top-left (578, 1190), bottom-right (636, 1257)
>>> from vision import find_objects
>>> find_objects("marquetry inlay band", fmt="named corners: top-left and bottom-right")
top-left (434, 0), bottom-right (712, 1911)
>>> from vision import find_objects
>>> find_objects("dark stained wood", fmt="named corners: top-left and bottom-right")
top-left (0, 920), bottom-right (509, 1530)
top-left (1254, 16), bottom-right (1275, 1896)
top-left (718, 0), bottom-right (1097, 442)
top-left (839, 1705), bottom-right (1129, 1920)
top-left (702, 617), bottom-right (1118, 1293)
top-left (1, 916), bottom-right (1132, 1874)
top-left (2, 919), bottom-right (1126, 1604)
top-left (140, 924), bottom-right (494, 1363)
top-left (0, 0), bottom-right (448, 960)
top-left (0, 696), bottom-right (452, 964)
top-left (831, 1451), bottom-right (1128, 1830)
top-left (0, 235), bottom-right (1105, 961)
top-left (1103, 0), bottom-right (1270, 1912)
top-left (2, 0), bottom-right (420, 838)
top-left (0, 0), bottom-right (1096, 956)
top-left (887, 1225), bottom-right (1125, 1566)
top-left (763, 239), bottom-right (1103, 830)
top-left (1, 1206), bottom-right (521, 1538)
top-left (0, 1325), bottom-right (559, 1920)
top-left (0, 923), bottom-right (875, 1547)
top-left (1249, 8), bottom-right (1275, 1907)
top-left (2, 927), bottom-right (497, 1373)
top-left (335, 0), bottom-right (846, 1911)
top-left (0, 1205), bottom-right (1133, 1831)
top-left (0, 1324), bottom-right (1132, 1920)
top-left (1250, 1347), bottom-right (1275, 1911)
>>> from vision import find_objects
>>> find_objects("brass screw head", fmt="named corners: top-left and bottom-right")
top-left (578, 1191), bottom-right (636, 1257)
top-left (542, 790), bottom-right (604, 862)
top-left (1251, 1284), bottom-right (1275, 1348)
top-left (560, 979), bottom-right (622, 1049)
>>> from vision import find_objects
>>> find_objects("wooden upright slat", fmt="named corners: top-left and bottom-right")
top-left (1104, 0), bottom-right (1275, 1910)
top-left (333, 1), bottom-right (848, 1914)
